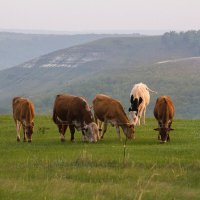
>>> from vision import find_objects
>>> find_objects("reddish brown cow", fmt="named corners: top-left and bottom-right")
top-left (154, 96), bottom-right (175, 143)
top-left (53, 94), bottom-right (99, 142)
top-left (12, 97), bottom-right (35, 142)
top-left (93, 94), bottom-right (135, 140)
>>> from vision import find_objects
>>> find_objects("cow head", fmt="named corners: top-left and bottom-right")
top-left (24, 122), bottom-right (34, 142)
top-left (82, 122), bottom-right (100, 143)
top-left (122, 123), bottom-right (135, 139)
top-left (129, 95), bottom-right (143, 125)
top-left (154, 121), bottom-right (174, 143)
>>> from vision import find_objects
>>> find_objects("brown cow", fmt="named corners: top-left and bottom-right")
top-left (53, 94), bottom-right (99, 143)
top-left (12, 97), bottom-right (35, 142)
top-left (93, 94), bottom-right (135, 140)
top-left (154, 96), bottom-right (175, 143)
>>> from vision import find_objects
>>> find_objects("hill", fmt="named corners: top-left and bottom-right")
top-left (0, 32), bottom-right (126, 70)
top-left (0, 34), bottom-right (200, 118)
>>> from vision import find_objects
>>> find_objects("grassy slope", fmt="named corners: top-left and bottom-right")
top-left (0, 115), bottom-right (200, 199)
top-left (0, 36), bottom-right (200, 118)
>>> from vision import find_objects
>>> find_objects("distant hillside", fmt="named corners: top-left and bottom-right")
top-left (0, 34), bottom-right (200, 118)
top-left (14, 34), bottom-right (200, 70)
top-left (0, 32), bottom-right (128, 70)
top-left (63, 57), bottom-right (200, 119)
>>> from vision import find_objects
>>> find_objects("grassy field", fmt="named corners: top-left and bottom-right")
top-left (0, 115), bottom-right (200, 200)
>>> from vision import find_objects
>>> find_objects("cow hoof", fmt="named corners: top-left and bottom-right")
top-left (60, 138), bottom-right (66, 142)
top-left (100, 136), bottom-right (104, 140)
top-left (71, 139), bottom-right (75, 143)
top-left (17, 137), bottom-right (20, 142)
top-left (28, 140), bottom-right (32, 143)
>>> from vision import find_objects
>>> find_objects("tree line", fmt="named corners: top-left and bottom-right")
top-left (162, 30), bottom-right (200, 54)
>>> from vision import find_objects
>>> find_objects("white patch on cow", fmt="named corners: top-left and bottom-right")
top-left (22, 119), bottom-right (27, 126)
top-left (72, 120), bottom-right (82, 131)
top-left (107, 119), bottom-right (117, 126)
top-left (56, 116), bottom-right (68, 124)
top-left (129, 111), bottom-right (138, 125)
top-left (85, 122), bottom-right (99, 143)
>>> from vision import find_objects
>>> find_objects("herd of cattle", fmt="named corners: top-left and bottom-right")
top-left (12, 83), bottom-right (175, 144)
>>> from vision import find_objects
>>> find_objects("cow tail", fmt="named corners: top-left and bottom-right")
top-left (12, 97), bottom-right (20, 108)
top-left (52, 95), bottom-right (60, 123)
top-left (52, 106), bottom-right (57, 124)
top-left (146, 87), bottom-right (157, 94)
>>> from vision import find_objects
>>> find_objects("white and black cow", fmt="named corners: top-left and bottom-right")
top-left (129, 83), bottom-right (157, 125)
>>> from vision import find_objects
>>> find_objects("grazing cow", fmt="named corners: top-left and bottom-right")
top-left (12, 97), bottom-right (35, 142)
top-left (93, 94), bottom-right (135, 140)
top-left (129, 82), bottom-right (156, 125)
top-left (53, 94), bottom-right (99, 143)
top-left (154, 96), bottom-right (175, 143)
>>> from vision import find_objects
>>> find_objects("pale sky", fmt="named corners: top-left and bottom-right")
top-left (0, 0), bottom-right (200, 32)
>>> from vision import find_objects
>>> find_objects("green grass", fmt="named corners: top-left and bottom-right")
top-left (0, 115), bottom-right (200, 200)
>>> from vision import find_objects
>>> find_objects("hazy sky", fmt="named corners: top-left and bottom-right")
top-left (0, 0), bottom-right (200, 32)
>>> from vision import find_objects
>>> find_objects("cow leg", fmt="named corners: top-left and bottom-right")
top-left (158, 134), bottom-right (161, 140)
top-left (23, 126), bottom-right (27, 142)
top-left (94, 114), bottom-right (98, 124)
top-left (138, 105), bottom-right (145, 125)
top-left (16, 121), bottom-right (21, 142)
top-left (143, 107), bottom-right (146, 125)
top-left (115, 125), bottom-right (121, 140)
top-left (137, 116), bottom-right (141, 126)
top-left (101, 122), bottom-right (107, 139)
top-left (69, 125), bottom-right (75, 142)
top-left (167, 134), bottom-right (170, 142)
top-left (98, 120), bottom-right (103, 137)
top-left (60, 124), bottom-right (67, 142)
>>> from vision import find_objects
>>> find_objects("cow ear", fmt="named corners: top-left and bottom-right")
top-left (139, 97), bottom-right (143, 105)
top-left (154, 128), bottom-right (160, 131)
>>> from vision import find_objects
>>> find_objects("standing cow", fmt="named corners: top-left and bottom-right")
top-left (12, 97), bottom-right (35, 142)
top-left (129, 82), bottom-right (156, 125)
top-left (154, 96), bottom-right (175, 143)
top-left (93, 94), bottom-right (135, 140)
top-left (53, 94), bottom-right (99, 143)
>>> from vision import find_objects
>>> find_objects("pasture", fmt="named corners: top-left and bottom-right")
top-left (0, 115), bottom-right (200, 200)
